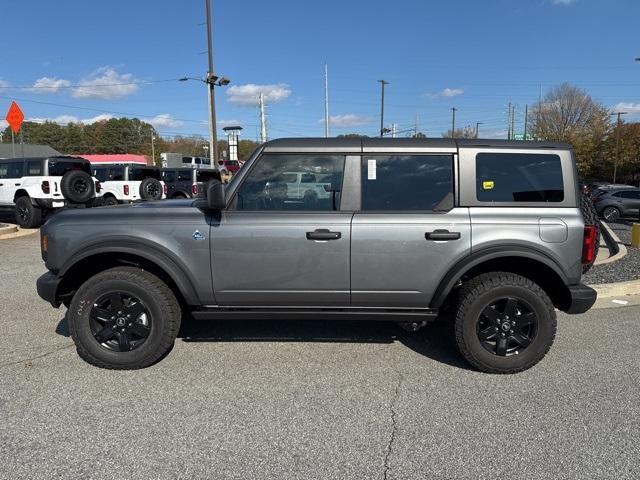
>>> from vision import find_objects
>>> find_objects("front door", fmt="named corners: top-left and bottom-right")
top-left (350, 153), bottom-right (471, 308)
top-left (211, 153), bottom-right (351, 306)
top-left (0, 160), bottom-right (24, 205)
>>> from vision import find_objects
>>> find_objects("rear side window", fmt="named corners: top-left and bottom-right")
top-left (26, 160), bottom-right (43, 176)
top-left (93, 167), bottom-right (109, 182)
top-left (177, 171), bottom-right (191, 181)
top-left (196, 170), bottom-right (218, 182)
top-left (616, 190), bottom-right (640, 199)
top-left (476, 153), bottom-right (564, 202)
top-left (163, 170), bottom-right (176, 183)
top-left (48, 159), bottom-right (91, 176)
top-left (361, 155), bottom-right (453, 211)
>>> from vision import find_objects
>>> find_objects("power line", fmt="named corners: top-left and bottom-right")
top-left (0, 78), bottom-right (182, 90)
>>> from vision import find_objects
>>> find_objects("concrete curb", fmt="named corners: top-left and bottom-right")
top-left (0, 224), bottom-right (39, 240)
top-left (0, 223), bottom-right (18, 236)
top-left (594, 221), bottom-right (627, 266)
top-left (591, 279), bottom-right (640, 299)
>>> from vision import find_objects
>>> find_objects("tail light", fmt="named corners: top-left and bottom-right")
top-left (192, 184), bottom-right (198, 195)
top-left (95, 181), bottom-right (101, 193)
top-left (163, 184), bottom-right (168, 195)
top-left (41, 181), bottom-right (50, 194)
top-left (582, 225), bottom-right (597, 265)
top-left (124, 185), bottom-right (130, 196)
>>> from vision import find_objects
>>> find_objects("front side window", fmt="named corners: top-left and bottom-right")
top-left (361, 155), bottom-right (453, 211)
top-left (234, 154), bottom-right (344, 211)
top-left (108, 167), bottom-right (125, 181)
top-left (476, 153), bottom-right (564, 202)
top-left (163, 171), bottom-right (176, 183)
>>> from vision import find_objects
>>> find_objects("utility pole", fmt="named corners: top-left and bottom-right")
top-left (507, 103), bottom-right (512, 140)
top-left (391, 123), bottom-right (397, 138)
top-left (612, 111), bottom-right (628, 183)
top-left (205, 0), bottom-right (219, 167)
top-left (259, 92), bottom-right (268, 143)
top-left (324, 63), bottom-right (330, 137)
top-left (414, 113), bottom-right (419, 137)
top-left (378, 80), bottom-right (389, 137)
top-left (475, 122), bottom-right (483, 139)
top-left (451, 108), bottom-right (457, 138)
top-left (150, 132), bottom-right (156, 166)
top-left (523, 104), bottom-right (528, 140)
top-left (511, 104), bottom-right (516, 140)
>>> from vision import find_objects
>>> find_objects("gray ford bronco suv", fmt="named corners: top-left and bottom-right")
top-left (37, 138), bottom-right (598, 373)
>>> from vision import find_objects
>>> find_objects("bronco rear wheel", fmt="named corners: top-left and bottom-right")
top-left (67, 267), bottom-right (181, 369)
top-left (453, 272), bottom-right (556, 374)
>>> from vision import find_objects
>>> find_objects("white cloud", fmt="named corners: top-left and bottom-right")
top-left (427, 87), bottom-right (464, 99)
top-left (611, 102), bottom-right (640, 115)
top-left (0, 119), bottom-right (7, 129)
top-left (552, 0), bottom-right (576, 5)
top-left (71, 67), bottom-right (139, 100)
top-left (29, 76), bottom-right (71, 93)
top-left (217, 119), bottom-right (242, 128)
top-left (226, 83), bottom-right (291, 106)
top-left (26, 113), bottom-right (114, 125)
top-left (320, 114), bottom-right (372, 128)
top-left (0, 79), bottom-right (9, 90)
top-left (143, 114), bottom-right (184, 129)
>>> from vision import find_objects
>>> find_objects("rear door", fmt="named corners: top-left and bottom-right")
top-left (351, 151), bottom-right (471, 308)
top-left (0, 160), bottom-right (24, 205)
top-left (619, 190), bottom-right (640, 217)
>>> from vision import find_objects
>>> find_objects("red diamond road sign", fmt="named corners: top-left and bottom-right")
top-left (5, 101), bottom-right (25, 134)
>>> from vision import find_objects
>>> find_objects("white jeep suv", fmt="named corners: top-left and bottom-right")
top-left (91, 164), bottom-right (165, 205)
top-left (0, 156), bottom-right (102, 228)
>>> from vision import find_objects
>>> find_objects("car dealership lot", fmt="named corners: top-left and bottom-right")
top-left (1, 234), bottom-right (639, 479)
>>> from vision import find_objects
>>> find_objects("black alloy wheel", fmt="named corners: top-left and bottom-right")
top-left (89, 292), bottom-right (152, 352)
top-left (144, 182), bottom-right (160, 198)
top-left (476, 297), bottom-right (537, 357)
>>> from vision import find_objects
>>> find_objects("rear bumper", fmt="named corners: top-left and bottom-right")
top-left (36, 271), bottom-right (62, 308)
top-left (565, 284), bottom-right (597, 314)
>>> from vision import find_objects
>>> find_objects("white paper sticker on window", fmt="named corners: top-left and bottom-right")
top-left (367, 159), bottom-right (377, 180)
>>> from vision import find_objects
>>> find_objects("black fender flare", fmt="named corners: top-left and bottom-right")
top-left (430, 245), bottom-right (570, 308)
top-left (59, 239), bottom-right (201, 305)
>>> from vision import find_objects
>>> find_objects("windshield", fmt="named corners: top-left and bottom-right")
top-left (129, 167), bottom-right (161, 181)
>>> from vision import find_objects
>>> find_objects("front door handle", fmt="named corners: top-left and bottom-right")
top-left (306, 229), bottom-right (341, 241)
top-left (14, 183), bottom-right (21, 186)
top-left (425, 229), bottom-right (460, 241)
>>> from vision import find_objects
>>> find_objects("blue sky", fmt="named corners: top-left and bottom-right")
top-left (1, 0), bottom-right (639, 142)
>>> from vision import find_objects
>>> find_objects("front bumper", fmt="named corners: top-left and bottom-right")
top-left (36, 272), bottom-right (63, 308)
top-left (565, 284), bottom-right (597, 314)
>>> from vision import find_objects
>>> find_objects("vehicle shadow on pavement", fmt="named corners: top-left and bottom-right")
top-left (54, 315), bottom-right (471, 370)
top-left (179, 317), bottom-right (471, 370)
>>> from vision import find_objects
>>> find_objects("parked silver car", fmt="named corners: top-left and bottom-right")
top-left (594, 188), bottom-right (640, 221)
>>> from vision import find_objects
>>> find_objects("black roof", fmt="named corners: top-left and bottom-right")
top-left (262, 137), bottom-right (572, 151)
top-left (0, 155), bottom-right (89, 163)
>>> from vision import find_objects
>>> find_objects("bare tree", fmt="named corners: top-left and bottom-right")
top-left (528, 83), bottom-right (611, 176)
top-left (442, 126), bottom-right (477, 139)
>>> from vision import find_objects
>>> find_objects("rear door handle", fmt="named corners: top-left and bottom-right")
top-left (425, 229), bottom-right (460, 241)
top-left (14, 183), bottom-right (21, 186)
top-left (306, 229), bottom-right (341, 241)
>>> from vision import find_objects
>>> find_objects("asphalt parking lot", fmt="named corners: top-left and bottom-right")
top-left (1, 233), bottom-right (639, 480)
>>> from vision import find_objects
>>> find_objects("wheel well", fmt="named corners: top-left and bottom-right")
top-left (102, 192), bottom-right (116, 199)
top-left (58, 253), bottom-right (187, 308)
top-left (13, 189), bottom-right (29, 202)
top-left (445, 256), bottom-right (571, 311)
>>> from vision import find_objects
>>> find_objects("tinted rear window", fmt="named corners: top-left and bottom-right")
top-left (476, 153), bottom-right (564, 202)
top-left (129, 168), bottom-right (160, 181)
top-left (196, 170), bottom-right (218, 182)
top-left (48, 159), bottom-right (91, 176)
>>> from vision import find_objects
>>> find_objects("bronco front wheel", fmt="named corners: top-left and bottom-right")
top-left (67, 267), bottom-right (181, 369)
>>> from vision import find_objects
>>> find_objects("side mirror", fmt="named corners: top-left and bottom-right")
top-left (206, 179), bottom-right (225, 210)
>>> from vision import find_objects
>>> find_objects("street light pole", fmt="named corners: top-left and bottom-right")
top-left (475, 122), bottom-right (483, 139)
top-left (205, 0), bottom-right (219, 169)
top-left (378, 80), bottom-right (389, 138)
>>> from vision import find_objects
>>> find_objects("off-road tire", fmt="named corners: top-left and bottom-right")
top-left (67, 267), bottom-right (181, 369)
top-left (102, 196), bottom-right (119, 206)
top-left (139, 178), bottom-right (163, 200)
top-left (60, 170), bottom-right (95, 204)
top-left (14, 196), bottom-right (42, 228)
top-left (580, 192), bottom-right (600, 273)
top-left (453, 272), bottom-right (556, 374)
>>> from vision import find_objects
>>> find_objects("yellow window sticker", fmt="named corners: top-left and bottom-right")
top-left (482, 181), bottom-right (494, 190)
